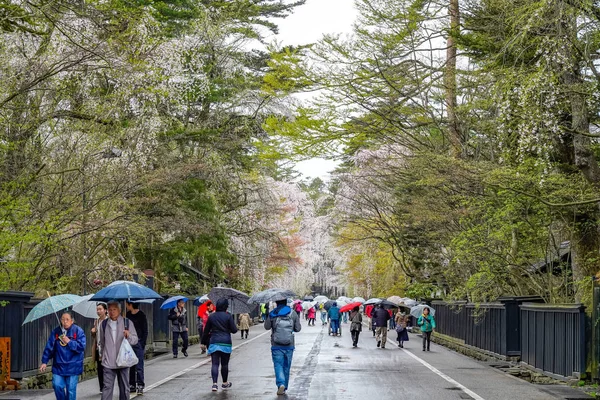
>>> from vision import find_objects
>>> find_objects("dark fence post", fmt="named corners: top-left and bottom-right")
top-left (0, 291), bottom-right (34, 378)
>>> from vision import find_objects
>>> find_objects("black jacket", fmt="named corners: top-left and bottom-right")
top-left (126, 310), bottom-right (148, 348)
top-left (372, 307), bottom-right (391, 328)
top-left (168, 307), bottom-right (188, 332)
top-left (201, 311), bottom-right (238, 346)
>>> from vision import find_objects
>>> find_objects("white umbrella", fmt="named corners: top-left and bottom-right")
top-left (313, 295), bottom-right (329, 303)
top-left (336, 297), bottom-right (349, 306)
top-left (402, 298), bottom-right (418, 307)
top-left (73, 294), bottom-right (104, 319)
top-left (364, 298), bottom-right (382, 306)
top-left (352, 297), bottom-right (366, 304)
top-left (302, 301), bottom-right (317, 310)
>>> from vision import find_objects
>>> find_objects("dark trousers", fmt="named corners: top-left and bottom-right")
top-left (129, 344), bottom-right (145, 388)
top-left (102, 367), bottom-right (129, 400)
top-left (96, 355), bottom-right (104, 391)
top-left (422, 331), bottom-right (432, 350)
top-left (240, 329), bottom-right (248, 338)
top-left (351, 330), bottom-right (360, 346)
top-left (173, 331), bottom-right (188, 355)
top-left (211, 351), bottom-right (231, 383)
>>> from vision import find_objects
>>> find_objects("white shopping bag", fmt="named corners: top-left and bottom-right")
top-left (116, 338), bottom-right (139, 368)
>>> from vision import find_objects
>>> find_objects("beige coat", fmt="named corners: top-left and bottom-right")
top-left (395, 311), bottom-right (408, 329)
top-left (238, 313), bottom-right (251, 330)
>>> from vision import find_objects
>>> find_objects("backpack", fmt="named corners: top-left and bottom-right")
top-left (272, 314), bottom-right (294, 346)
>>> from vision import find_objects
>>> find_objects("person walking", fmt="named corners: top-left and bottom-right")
top-left (319, 303), bottom-right (327, 325)
top-left (260, 303), bottom-right (267, 322)
top-left (294, 301), bottom-right (303, 318)
top-left (99, 301), bottom-right (138, 400)
top-left (168, 299), bottom-right (188, 358)
top-left (264, 299), bottom-right (301, 396)
top-left (126, 301), bottom-right (148, 394)
top-left (349, 306), bottom-right (362, 348)
top-left (417, 307), bottom-right (436, 351)
top-left (372, 304), bottom-right (391, 348)
top-left (201, 299), bottom-right (237, 392)
top-left (198, 300), bottom-right (215, 354)
top-left (395, 310), bottom-right (409, 348)
top-left (365, 305), bottom-right (376, 336)
top-left (91, 303), bottom-right (108, 394)
top-left (307, 305), bottom-right (316, 326)
top-left (342, 311), bottom-right (348, 324)
top-left (238, 312), bottom-right (251, 339)
top-left (327, 302), bottom-right (341, 336)
top-left (40, 311), bottom-right (86, 400)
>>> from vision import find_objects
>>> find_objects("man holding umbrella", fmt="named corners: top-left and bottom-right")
top-left (40, 311), bottom-right (86, 400)
top-left (168, 299), bottom-right (189, 358)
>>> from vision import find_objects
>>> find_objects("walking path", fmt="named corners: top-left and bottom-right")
top-left (1, 321), bottom-right (590, 400)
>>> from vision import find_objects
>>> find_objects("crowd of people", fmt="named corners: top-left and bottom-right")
top-left (39, 296), bottom-right (436, 399)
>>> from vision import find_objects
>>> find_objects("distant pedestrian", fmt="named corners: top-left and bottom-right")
top-left (99, 301), bottom-right (138, 400)
top-left (395, 310), bottom-right (409, 348)
top-left (238, 312), bottom-right (251, 339)
top-left (40, 311), bottom-right (86, 400)
top-left (294, 301), bottom-right (303, 317)
top-left (265, 299), bottom-right (301, 396)
top-left (327, 302), bottom-right (341, 336)
top-left (372, 304), bottom-right (391, 348)
top-left (342, 311), bottom-right (348, 323)
top-left (198, 301), bottom-right (215, 354)
top-left (307, 306), bottom-right (316, 326)
top-left (388, 309), bottom-right (396, 330)
top-left (349, 306), bottom-right (362, 347)
top-left (417, 307), bottom-right (436, 351)
top-left (202, 299), bottom-right (237, 392)
top-left (168, 299), bottom-right (188, 358)
top-left (126, 301), bottom-right (148, 394)
top-left (365, 305), bottom-right (376, 336)
top-left (319, 303), bottom-right (327, 325)
top-left (260, 303), bottom-right (267, 322)
top-left (91, 303), bottom-right (108, 394)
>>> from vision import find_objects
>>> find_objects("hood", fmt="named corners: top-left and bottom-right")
top-left (269, 305), bottom-right (291, 318)
top-left (216, 298), bottom-right (229, 312)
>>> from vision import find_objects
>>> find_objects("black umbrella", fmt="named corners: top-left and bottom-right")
top-left (248, 288), bottom-right (297, 304)
top-left (377, 300), bottom-right (400, 310)
top-left (208, 287), bottom-right (255, 314)
top-left (303, 295), bottom-right (314, 301)
top-left (323, 300), bottom-right (335, 311)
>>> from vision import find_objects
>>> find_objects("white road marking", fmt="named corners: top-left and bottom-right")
top-left (403, 349), bottom-right (486, 400)
top-left (132, 330), bottom-right (271, 397)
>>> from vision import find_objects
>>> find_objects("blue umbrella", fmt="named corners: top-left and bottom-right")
top-left (193, 295), bottom-right (209, 306)
top-left (22, 294), bottom-right (82, 325)
top-left (91, 280), bottom-right (162, 302)
top-left (161, 295), bottom-right (188, 310)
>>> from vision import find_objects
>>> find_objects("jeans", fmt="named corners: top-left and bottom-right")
top-left (52, 374), bottom-right (78, 400)
top-left (351, 330), bottom-right (360, 346)
top-left (129, 344), bottom-right (145, 388)
top-left (389, 318), bottom-right (396, 329)
top-left (342, 313), bottom-right (348, 323)
top-left (330, 319), bottom-right (340, 334)
top-left (172, 331), bottom-right (188, 355)
top-left (320, 312), bottom-right (327, 324)
top-left (271, 348), bottom-right (294, 389)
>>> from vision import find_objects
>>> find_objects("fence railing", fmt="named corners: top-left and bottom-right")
top-left (431, 298), bottom-right (586, 379)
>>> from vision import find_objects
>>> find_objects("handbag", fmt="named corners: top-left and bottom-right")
top-left (116, 338), bottom-right (139, 368)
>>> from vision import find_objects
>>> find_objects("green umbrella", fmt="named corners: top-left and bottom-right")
top-left (22, 294), bottom-right (83, 325)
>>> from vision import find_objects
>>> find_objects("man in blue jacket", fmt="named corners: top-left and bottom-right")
top-left (264, 299), bottom-right (301, 396)
top-left (327, 302), bottom-right (341, 336)
top-left (40, 311), bottom-right (86, 400)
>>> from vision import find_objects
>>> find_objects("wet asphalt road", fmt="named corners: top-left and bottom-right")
top-left (4, 320), bottom-right (590, 400)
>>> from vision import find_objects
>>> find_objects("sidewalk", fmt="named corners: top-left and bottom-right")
top-left (1, 323), bottom-right (270, 400)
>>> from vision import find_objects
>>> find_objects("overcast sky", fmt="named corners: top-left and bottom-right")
top-left (272, 0), bottom-right (357, 180)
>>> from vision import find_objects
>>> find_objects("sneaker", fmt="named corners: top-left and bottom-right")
top-left (182, 351), bottom-right (188, 357)
top-left (222, 382), bottom-right (232, 389)
top-left (377, 341), bottom-right (381, 348)
top-left (212, 384), bottom-right (218, 392)
top-left (137, 386), bottom-right (144, 395)
top-left (277, 385), bottom-right (286, 395)
top-left (130, 385), bottom-right (136, 393)
top-left (173, 354), bottom-right (178, 358)
top-left (427, 348), bottom-right (430, 351)
top-left (422, 348), bottom-right (426, 351)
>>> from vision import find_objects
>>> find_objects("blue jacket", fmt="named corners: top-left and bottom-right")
top-left (328, 306), bottom-right (341, 320)
top-left (41, 325), bottom-right (86, 376)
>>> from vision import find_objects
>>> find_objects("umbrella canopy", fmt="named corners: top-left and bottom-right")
top-left (402, 298), bottom-right (418, 307)
top-left (387, 296), bottom-right (403, 305)
top-left (313, 295), bottom-right (329, 303)
top-left (323, 300), bottom-right (336, 310)
top-left (352, 297), bottom-right (366, 304)
top-left (410, 304), bottom-right (436, 318)
top-left (72, 294), bottom-right (105, 319)
top-left (161, 295), bottom-right (188, 310)
top-left (197, 300), bottom-right (214, 317)
top-left (364, 298), bottom-right (382, 306)
top-left (335, 297), bottom-right (350, 306)
top-left (302, 301), bottom-right (316, 310)
top-left (292, 299), bottom-right (302, 304)
top-left (193, 295), bottom-right (209, 306)
top-left (23, 294), bottom-right (82, 325)
top-left (303, 295), bottom-right (314, 301)
top-left (339, 301), bottom-right (362, 313)
top-left (248, 288), bottom-right (297, 304)
top-left (209, 287), bottom-right (254, 314)
top-left (378, 300), bottom-right (400, 310)
top-left (91, 281), bottom-right (162, 302)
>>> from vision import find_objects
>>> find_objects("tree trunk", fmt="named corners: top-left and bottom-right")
top-left (446, 0), bottom-right (462, 158)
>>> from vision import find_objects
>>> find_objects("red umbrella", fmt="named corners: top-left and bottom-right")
top-left (340, 302), bottom-right (362, 313)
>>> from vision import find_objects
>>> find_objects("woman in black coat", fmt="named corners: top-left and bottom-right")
top-left (201, 298), bottom-right (238, 392)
